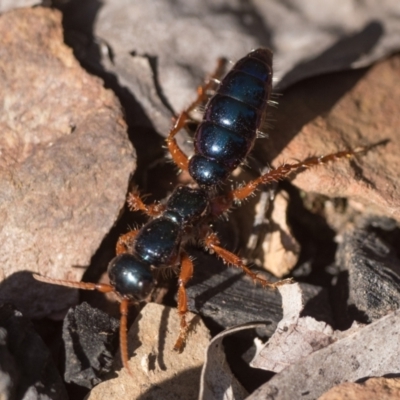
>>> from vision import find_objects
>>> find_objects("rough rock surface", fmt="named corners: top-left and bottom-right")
top-left (262, 55), bottom-right (400, 221)
top-left (336, 216), bottom-right (400, 324)
top-left (0, 8), bottom-right (135, 319)
top-left (318, 377), bottom-right (400, 400)
top-left (87, 303), bottom-right (210, 400)
top-left (64, 0), bottom-right (400, 122)
top-left (63, 302), bottom-right (119, 389)
top-left (0, 303), bottom-right (68, 400)
top-left (185, 251), bottom-right (332, 334)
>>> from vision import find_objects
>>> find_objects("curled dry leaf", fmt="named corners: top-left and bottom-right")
top-left (199, 324), bottom-right (266, 400)
top-left (250, 283), bottom-right (334, 372)
top-left (247, 291), bottom-right (400, 399)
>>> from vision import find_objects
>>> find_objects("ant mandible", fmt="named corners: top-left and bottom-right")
top-left (34, 48), bottom-right (370, 374)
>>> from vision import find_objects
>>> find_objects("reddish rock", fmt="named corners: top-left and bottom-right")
top-left (0, 8), bottom-right (135, 318)
top-left (318, 377), bottom-right (400, 400)
top-left (257, 56), bottom-right (400, 221)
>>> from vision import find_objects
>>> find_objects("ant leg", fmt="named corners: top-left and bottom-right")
top-left (33, 274), bottom-right (115, 293)
top-left (34, 273), bottom-right (134, 375)
top-left (173, 252), bottom-right (194, 352)
top-left (165, 112), bottom-right (191, 171)
top-left (166, 57), bottom-right (227, 171)
top-left (119, 298), bottom-right (133, 375)
top-left (127, 191), bottom-right (165, 217)
top-left (204, 232), bottom-right (293, 288)
top-left (218, 146), bottom-right (372, 208)
top-left (116, 229), bottom-right (140, 255)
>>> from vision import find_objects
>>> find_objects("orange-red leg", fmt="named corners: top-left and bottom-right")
top-left (119, 298), bottom-right (133, 375)
top-left (116, 229), bottom-right (140, 255)
top-left (213, 146), bottom-right (372, 214)
top-left (33, 273), bottom-right (135, 375)
top-left (33, 274), bottom-right (115, 293)
top-left (127, 191), bottom-right (165, 217)
top-left (166, 57), bottom-right (227, 171)
top-left (166, 112), bottom-right (191, 171)
top-left (173, 252), bottom-right (194, 352)
top-left (204, 232), bottom-right (292, 288)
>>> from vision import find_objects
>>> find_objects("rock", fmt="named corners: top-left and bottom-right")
top-left (335, 216), bottom-right (400, 324)
top-left (63, 302), bottom-right (119, 389)
top-left (62, 0), bottom-right (400, 121)
top-left (318, 377), bottom-right (400, 400)
top-left (0, 303), bottom-right (67, 400)
top-left (0, 0), bottom-right (40, 13)
top-left (186, 252), bottom-right (332, 334)
top-left (0, 7), bottom-right (135, 319)
top-left (261, 55), bottom-right (400, 222)
top-left (87, 303), bottom-right (210, 400)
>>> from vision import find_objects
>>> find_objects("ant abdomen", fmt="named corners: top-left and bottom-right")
top-left (189, 48), bottom-right (273, 187)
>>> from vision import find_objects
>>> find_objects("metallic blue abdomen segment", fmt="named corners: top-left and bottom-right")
top-left (233, 56), bottom-right (272, 82)
top-left (204, 94), bottom-right (261, 137)
top-left (189, 48), bottom-right (273, 187)
top-left (134, 217), bottom-right (180, 266)
top-left (194, 122), bottom-right (250, 169)
top-left (218, 71), bottom-right (269, 110)
top-left (188, 155), bottom-right (230, 187)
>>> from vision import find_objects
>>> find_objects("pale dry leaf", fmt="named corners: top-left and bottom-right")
top-left (247, 310), bottom-right (400, 399)
top-left (251, 283), bottom-right (334, 372)
top-left (199, 323), bottom-right (271, 400)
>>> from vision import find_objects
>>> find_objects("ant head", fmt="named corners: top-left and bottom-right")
top-left (107, 253), bottom-right (154, 300)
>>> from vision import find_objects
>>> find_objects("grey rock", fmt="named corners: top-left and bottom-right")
top-left (63, 302), bottom-right (119, 389)
top-left (336, 216), bottom-right (400, 323)
top-left (0, 304), bottom-right (67, 400)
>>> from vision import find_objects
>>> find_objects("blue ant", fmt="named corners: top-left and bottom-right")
top-left (35, 49), bottom-right (369, 373)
